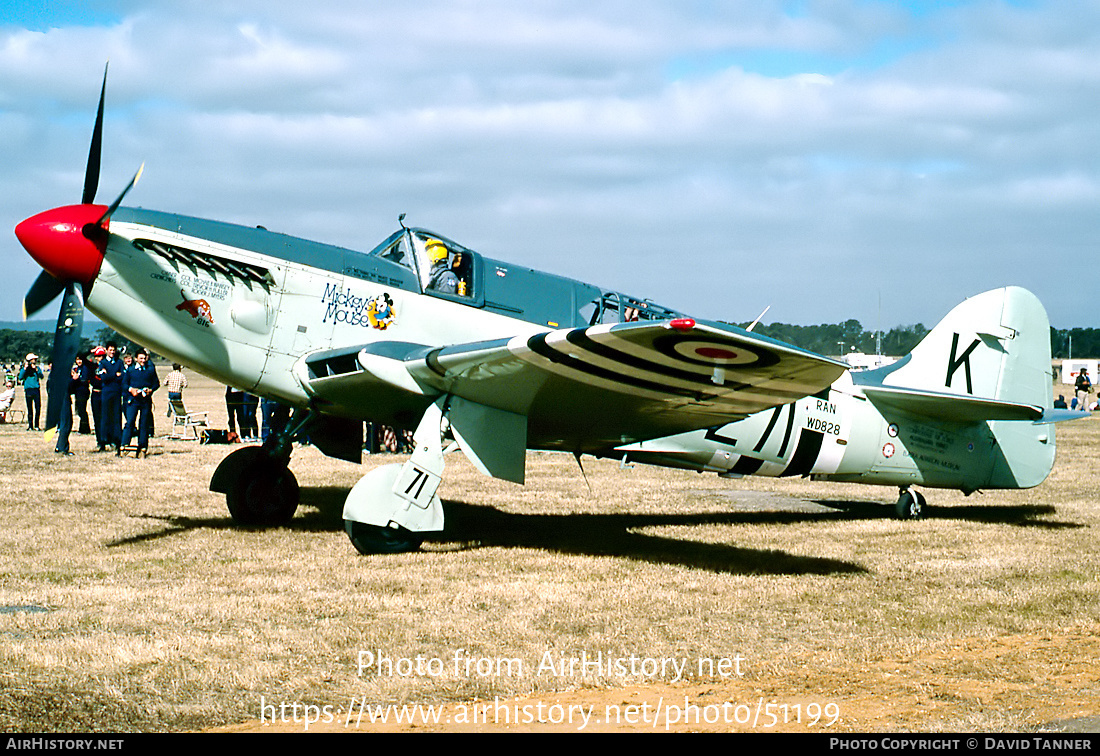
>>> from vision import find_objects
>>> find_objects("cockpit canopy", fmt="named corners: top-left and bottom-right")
top-left (366, 227), bottom-right (685, 329)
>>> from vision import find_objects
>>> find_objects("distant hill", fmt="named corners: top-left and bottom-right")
top-left (0, 320), bottom-right (55, 333)
top-left (0, 318), bottom-right (104, 333)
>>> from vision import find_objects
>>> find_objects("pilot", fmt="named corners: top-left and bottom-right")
top-left (450, 251), bottom-right (467, 296)
top-left (425, 238), bottom-right (459, 294)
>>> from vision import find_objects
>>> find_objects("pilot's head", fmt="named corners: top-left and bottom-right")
top-left (425, 238), bottom-right (448, 265)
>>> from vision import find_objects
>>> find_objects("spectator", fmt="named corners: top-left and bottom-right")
top-left (1075, 368), bottom-right (1092, 413)
top-left (73, 354), bottom-right (92, 434)
top-left (119, 349), bottom-right (159, 458)
top-left (164, 363), bottom-right (188, 415)
top-left (88, 346), bottom-right (106, 451)
top-left (17, 353), bottom-right (43, 431)
top-left (0, 379), bottom-right (15, 422)
top-left (97, 343), bottom-right (125, 452)
top-left (241, 392), bottom-right (260, 441)
top-left (54, 359), bottom-right (80, 456)
top-left (225, 386), bottom-right (245, 440)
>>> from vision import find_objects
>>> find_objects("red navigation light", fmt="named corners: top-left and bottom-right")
top-left (668, 318), bottom-right (696, 332)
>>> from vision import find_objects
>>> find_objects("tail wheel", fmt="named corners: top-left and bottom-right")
top-left (345, 520), bottom-right (423, 555)
top-left (895, 488), bottom-right (926, 520)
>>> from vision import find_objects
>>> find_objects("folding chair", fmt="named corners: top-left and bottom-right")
top-left (168, 398), bottom-right (209, 440)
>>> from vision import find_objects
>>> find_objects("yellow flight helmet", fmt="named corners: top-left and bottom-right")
top-left (425, 238), bottom-right (449, 263)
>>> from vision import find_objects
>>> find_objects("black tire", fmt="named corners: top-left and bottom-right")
top-left (895, 488), bottom-right (925, 520)
top-left (345, 520), bottom-right (423, 555)
top-left (226, 463), bottom-right (300, 527)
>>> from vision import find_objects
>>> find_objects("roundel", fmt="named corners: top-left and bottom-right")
top-left (654, 334), bottom-right (779, 369)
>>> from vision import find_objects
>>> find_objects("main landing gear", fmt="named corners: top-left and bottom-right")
top-left (209, 408), bottom-right (314, 527)
top-left (342, 398), bottom-right (450, 555)
top-left (895, 486), bottom-right (927, 520)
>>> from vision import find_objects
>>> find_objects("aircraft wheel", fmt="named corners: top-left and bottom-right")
top-left (345, 520), bottom-right (423, 555)
top-left (895, 488), bottom-right (926, 520)
top-left (226, 462), bottom-right (300, 527)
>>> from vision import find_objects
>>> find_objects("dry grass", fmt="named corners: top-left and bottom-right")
top-left (1, 369), bottom-right (1098, 732)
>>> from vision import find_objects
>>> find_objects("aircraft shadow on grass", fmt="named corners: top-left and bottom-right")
top-left (104, 486), bottom-right (1079, 574)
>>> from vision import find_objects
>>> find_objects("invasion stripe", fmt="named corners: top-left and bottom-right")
top-left (777, 403), bottom-right (797, 458)
top-left (780, 430), bottom-right (825, 478)
top-left (731, 456), bottom-right (765, 475)
top-left (753, 407), bottom-right (783, 453)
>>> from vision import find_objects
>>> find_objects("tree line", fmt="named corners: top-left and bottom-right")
top-left (732, 319), bottom-right (932, 358)
top-left (733, 321), bottom-right (1098, 360)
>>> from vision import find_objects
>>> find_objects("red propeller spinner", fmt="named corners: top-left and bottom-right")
top-left (15, 204), bottom-right (109, 287)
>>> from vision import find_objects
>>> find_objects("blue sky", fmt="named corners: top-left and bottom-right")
top-left (3, 0), bottom-right (1099, 333)
top-left (0, 1), bottom-right (122, 30)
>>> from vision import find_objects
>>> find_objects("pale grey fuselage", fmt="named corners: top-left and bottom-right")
top-left (622, 369), bottom-right (1056, 492)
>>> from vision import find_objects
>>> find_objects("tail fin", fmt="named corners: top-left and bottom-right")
top-left (857, 286), bottom-right (1052, 414)
top-left (856, 287), bottom-right (1059, 489)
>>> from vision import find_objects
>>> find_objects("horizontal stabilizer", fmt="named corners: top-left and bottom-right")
top-left (862, 384), bottom-right (1042, 423)
top-left (1037, 408), bottom-right (1091, 424)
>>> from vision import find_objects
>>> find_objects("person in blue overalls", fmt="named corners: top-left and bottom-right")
top-left (88, 346), bottom-right (106, 450)
top-left (96, 343), bottom-right (125, 452)
top-left (54, 359), bottom-right (80, 456)
top-left (119, 349), bottom-right (159, 458)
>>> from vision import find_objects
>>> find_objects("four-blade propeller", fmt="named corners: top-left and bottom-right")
top-left (15, 62), bottom-right (143, 437)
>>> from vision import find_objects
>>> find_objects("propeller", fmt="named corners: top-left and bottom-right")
top-left (22, 271), bottom-right (66, 321)
top-left (83, 64), bottom-right (107, 206)
top-left (42, 284), bottom-right (84, 437)
top-left (15, 62), bottom-right (143, 437)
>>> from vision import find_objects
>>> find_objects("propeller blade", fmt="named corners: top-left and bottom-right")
top-left (43, 283), bottom-right (84, 436)
top-left (23, 271), bottom-right (66, 320)
top-left (94, 162), bottom-right (144, 226)
top-left (83, 63), bottom-right (108, 205)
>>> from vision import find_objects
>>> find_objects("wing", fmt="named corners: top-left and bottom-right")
top-left (313, 318), bottom-right (847, 454)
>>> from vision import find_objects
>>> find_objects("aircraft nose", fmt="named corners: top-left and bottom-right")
top-left (15, 204), bottom-right (109, 286)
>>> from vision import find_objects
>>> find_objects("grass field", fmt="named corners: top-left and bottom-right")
top-left (1, 369), bottom-right (1098, 732)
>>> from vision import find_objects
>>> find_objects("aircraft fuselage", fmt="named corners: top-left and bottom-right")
top-left (623, 370), bottom-right (1057, 493)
